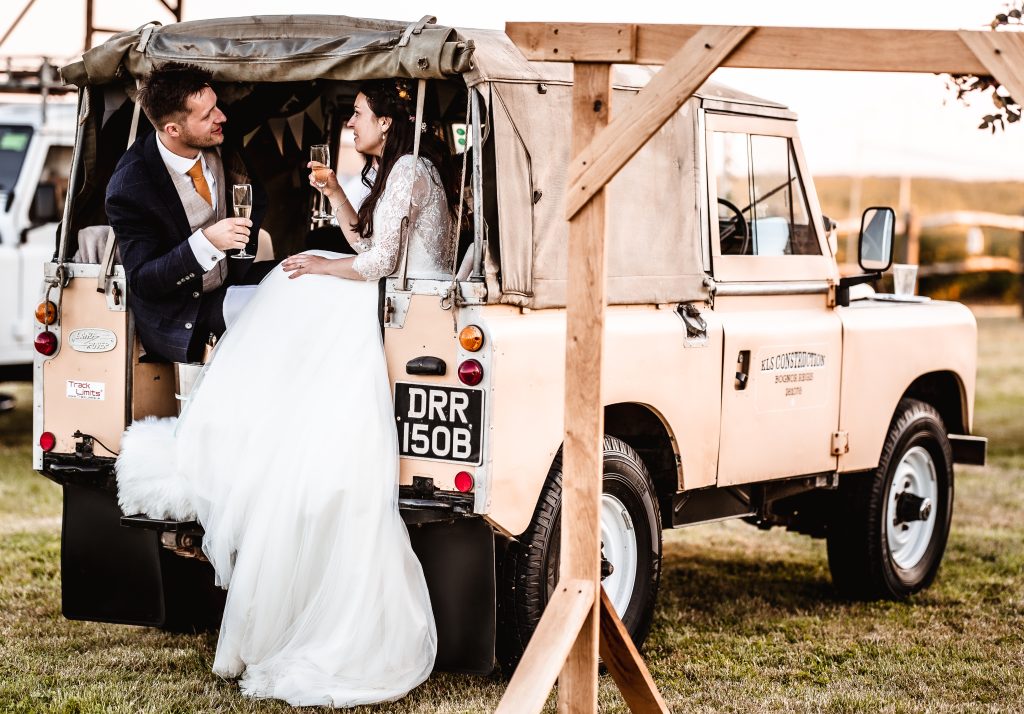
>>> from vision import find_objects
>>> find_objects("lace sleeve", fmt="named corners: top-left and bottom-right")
top-left (351, 156), bottom-right (433, 280)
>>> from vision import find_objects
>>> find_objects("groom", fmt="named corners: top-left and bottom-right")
top-left (106, 62), bottom-right (269, 363)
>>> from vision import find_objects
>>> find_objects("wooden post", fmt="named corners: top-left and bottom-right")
top-left (499, 23), bottom-right (749, 714)
top-left (903, 210), bottom-right (920, 266)
top-left (556, 61), bottom-right (611, 714)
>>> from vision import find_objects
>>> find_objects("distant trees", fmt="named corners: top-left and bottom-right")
top-left (949, 3), bottom-right (1022, 132)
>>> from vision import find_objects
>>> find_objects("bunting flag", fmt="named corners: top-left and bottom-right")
top-left (286, 112), bottom-right (304, 151)
top-left (268, 117), bottom-right (287, 155)
top-left (248, 101), bottom-right (326, 156)
top-left (306, 100), bottom-right (324, 132)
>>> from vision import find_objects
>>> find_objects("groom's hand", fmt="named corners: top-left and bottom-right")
top-left (203, 217), bottom-right (253, 252)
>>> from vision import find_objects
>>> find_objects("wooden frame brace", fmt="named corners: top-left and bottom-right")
top-left (564, 25), bottom-right (753, 219)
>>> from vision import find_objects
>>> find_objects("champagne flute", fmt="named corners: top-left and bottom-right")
top-left (231, 183), bottom-right (254, 259)
top-left (310, 144), bottom-right (332, 220)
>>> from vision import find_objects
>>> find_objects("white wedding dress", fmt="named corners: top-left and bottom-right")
top-left (116, 155), bottom-right (452, 707)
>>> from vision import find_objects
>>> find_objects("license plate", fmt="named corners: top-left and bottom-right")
top-left (394, 383), bottom-right (484, 465)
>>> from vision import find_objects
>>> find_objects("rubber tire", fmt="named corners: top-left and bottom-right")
top-left (826, 398), bottom-right (954, 600)
top-left (497, 435), bottom-right (662, 674)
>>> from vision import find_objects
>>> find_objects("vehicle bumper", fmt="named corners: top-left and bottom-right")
top-left (949, 434), bottom-right (987, 466)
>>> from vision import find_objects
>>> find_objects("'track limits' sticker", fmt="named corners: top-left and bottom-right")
top-left (66, 380), bottom-right (105, 401)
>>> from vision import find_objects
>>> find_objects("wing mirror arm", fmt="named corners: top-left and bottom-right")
top-left (836, 272), bottom-right (881, 307)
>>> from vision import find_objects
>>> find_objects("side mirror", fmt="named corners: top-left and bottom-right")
top-left (30, 182), bottom-right (60, 225)
top-left (858, 207), bottom-right (895, 272)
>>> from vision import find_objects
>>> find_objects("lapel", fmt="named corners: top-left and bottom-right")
top-left (142, 132), bottom-right (195, 243)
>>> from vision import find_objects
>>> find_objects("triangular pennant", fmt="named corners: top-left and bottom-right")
top-left (305, 100), bottom-right (324, 132)
top-left (243, 126), bottom-right (260, 147)
top-left (286, 113), bottom-right (304, 150)
top-left (268, 118), bottom-right (286, 155)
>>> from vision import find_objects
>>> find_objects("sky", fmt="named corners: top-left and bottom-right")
top-left (1, 0), bottom-right (1023, 180)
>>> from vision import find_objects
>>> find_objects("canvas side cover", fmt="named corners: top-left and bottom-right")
top-left (490, 79), bottom-right (708, 309)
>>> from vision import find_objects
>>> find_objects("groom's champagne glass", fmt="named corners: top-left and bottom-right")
top-left (231, 183), bottom-right (254, 259)
top-left (310, 144), bottom-right (331, 220)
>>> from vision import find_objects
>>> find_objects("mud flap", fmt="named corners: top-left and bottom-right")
top-left (60, 483), bottom-right (223, 628)
top-left (407, 517), bottom-right (496, 675)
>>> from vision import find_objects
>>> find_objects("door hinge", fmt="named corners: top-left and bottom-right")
top-left (831, 430), bottom-right (849, 456)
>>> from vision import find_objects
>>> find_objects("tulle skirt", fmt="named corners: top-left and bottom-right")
top-left (117, 252), bottom-right (436, 707)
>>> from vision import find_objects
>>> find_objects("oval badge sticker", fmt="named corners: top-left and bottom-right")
top-left (68, 328), bottom-right (117, 353)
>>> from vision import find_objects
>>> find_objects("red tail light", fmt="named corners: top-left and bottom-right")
top-left (34, 331), bottom-right (57, 356)
top-left (39, 432), bottom-right (56, 452)
top-left (458, 359), bottom-right (483, 386)
top-left (454, 471), bottom-right (474, 493)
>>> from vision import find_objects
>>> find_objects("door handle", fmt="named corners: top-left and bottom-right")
top-left (735, 350), bottom-right (750, 390)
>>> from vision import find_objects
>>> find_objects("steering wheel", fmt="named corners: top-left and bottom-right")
top-left (717, 198), bottom-right (750, 255)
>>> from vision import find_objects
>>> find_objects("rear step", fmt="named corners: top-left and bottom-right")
top-left (121, 483), bottom-right (477, 539)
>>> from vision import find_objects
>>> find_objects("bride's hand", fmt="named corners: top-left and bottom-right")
top-left (307, 161), bottom-right (346, 205)
top-left (282, 254), bottom-right (333, 279)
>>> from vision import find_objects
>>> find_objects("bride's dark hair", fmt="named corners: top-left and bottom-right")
top-left (354, 79), bottom-right (458, 239)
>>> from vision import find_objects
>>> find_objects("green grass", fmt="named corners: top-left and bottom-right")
top-left (2, 316), bottom-right (1023, 712)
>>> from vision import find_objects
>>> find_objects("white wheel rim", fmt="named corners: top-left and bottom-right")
top-left (600, 493), bottom-right (638, 619)
top-left (886, 445), bottom-right (939, 570)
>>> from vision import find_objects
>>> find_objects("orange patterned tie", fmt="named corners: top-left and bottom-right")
top-left (186, 159), bottom-right (212, 206)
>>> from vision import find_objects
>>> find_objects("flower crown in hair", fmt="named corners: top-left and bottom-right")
top-left (395, 79), bottom-right (413, 103)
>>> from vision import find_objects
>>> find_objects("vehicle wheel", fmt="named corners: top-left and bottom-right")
top-left (826, 398), bottom-right (954, 600)
top-left (497, 435), bottom-right (662, 674)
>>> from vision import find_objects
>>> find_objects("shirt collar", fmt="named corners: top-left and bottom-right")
top-left (156, 133), bottom-right (206, 176)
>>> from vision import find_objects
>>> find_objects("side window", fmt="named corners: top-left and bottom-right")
top-left (30, 145), bottom-right (73, 225)
top-left (712, 131), bottom-right (819, 256)
top-left (712, 131), bottom-right (752, 256)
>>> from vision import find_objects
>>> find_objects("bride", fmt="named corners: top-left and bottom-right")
top-left (116, 79), bottom-right (458, 707)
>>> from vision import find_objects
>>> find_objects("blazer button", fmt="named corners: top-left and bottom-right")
top-left (192, 291), bottom-right (200, 298)
top-left (185, 322), bottom-right (193, 329)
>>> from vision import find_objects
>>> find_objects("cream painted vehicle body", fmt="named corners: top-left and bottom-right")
top-left (34, 18), bottom-right (985, 674)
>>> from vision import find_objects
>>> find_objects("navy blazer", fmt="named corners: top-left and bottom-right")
top-left (105, 132), bottom-right (268, 363)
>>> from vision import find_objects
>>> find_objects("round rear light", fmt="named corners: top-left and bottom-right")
top-left (459, 325), bottom-right (484, 352)
top-left (39, 432), bottom-right (56, 452)
top-left (35, 301), bottom-right (58, 325)
top-left (34, 331), bottom-right (58, 356)
top-left (454, 471), bottom-right (474, 493)
top-left (457, 359), bottom-right (483, 386)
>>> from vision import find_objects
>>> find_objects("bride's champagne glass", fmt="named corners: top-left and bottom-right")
top-left (231, 183), bottom-right (254, 259)
top-left (310, 144), bottom-right (331, 220)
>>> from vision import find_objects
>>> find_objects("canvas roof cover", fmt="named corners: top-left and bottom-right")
top-left (60, 15), bottom-right (474, 86)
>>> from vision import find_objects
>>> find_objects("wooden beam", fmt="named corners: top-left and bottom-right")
top-left (597, 587), bottom-right (670, 714)
top-left (505, 23), bottom-right (636, 63)
top-left (959, 30), bottom-right (1024, 111)
top-left (564, 25), bottom-right (753, 220)
top-left (494, 581), bottom-right (595, 714)
top-left (507, 23), bottom-right (990, 75)
top-left (555, 61), bottom-right (612, 714)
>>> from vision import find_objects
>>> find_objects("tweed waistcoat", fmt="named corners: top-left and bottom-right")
top-left (167, 149), bottom-right (228, 292)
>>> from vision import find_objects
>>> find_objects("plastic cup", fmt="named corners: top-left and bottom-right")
top-left (892, 263), bottom-right (918, 296)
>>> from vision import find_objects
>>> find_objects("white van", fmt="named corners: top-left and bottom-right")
top-left (0, 62), bottom-right (76, 378)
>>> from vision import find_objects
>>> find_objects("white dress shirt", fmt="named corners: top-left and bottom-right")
top-left (155, 134), bottom-right (225, 271)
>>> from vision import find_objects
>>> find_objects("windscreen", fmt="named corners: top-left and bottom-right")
top-left (0, 126), bottom-right (34, 194)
